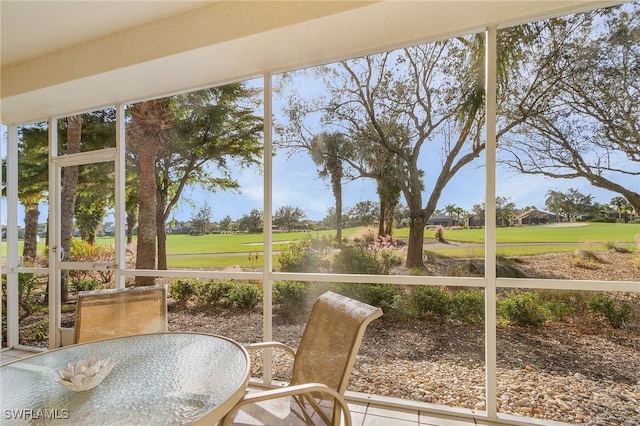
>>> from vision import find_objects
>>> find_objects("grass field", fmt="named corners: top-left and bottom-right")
top-left (396, 222), bottom-right (640, 244)
top-left (4, 222), bottom-right (638, 269)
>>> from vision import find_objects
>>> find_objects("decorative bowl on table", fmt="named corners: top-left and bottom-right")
top-left (56, 355), bottom-right (116, 392)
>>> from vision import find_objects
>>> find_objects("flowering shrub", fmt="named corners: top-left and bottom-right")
top-left (277, 237), bottom-right (331, 272)
top-left (69, 239), bottom-right (114, 284)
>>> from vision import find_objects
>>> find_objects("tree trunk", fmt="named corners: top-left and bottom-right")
top-left (384, 197), bottom-right (398, 236)
top-left (406, 213), bottom-right (427, 269)
top-left (621, 191), bottom-right (640, 217)
top-left (335, 193), bottom-right (343, 244)
top-left (129, 99), bottom-right (169, 286)
top-left (22, 204), bottom-right (40, 264)
top-left (135, 140), bottom-right (157, 286)
top-left (378, 199), bottom-right (386, 237)
top-left (333, 179), bottom-right (343, 244)
top-left (126, 211), bottom-right (136, 244)
top-left (60, 115), bottom-right (82, 302)
top-left (156, 186), bottom-right (167, 270)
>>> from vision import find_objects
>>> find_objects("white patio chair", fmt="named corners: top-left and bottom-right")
top-left (74, 285), bottom-right (167, 343)
top-left (222, 291), bottom-right (383, 425)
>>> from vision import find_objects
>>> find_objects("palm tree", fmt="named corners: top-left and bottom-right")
top-left (610, 196), bottom-right (630, 221)
top-left (310, 132), bottom-right (346, 242)
top-left (60, 115), bottom-right (82, 302)
top-left (128, 99), bottom-right (171, 286)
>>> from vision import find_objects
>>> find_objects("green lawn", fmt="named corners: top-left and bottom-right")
top-left (394, 222), bottom-right (639, 244)
top-left (4, 223), bottom-right (638, 268)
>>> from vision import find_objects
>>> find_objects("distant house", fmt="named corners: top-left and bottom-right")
top-left (599, 209), bottom-right (638, 223)
top-left (426, 215), bottom-right (458, 227)
top-left (512, 209), bottom-right (559, 226)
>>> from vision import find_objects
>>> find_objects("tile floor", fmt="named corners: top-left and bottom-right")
top-left (2, 348), bottom-right (498, 426)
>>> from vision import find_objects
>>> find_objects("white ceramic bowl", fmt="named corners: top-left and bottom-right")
top-left (57, 355), bottom-right (116, 392)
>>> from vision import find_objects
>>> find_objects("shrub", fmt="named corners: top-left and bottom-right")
top-left (332, 246), bottom-right (383, 275)
top-left (587, 293), bottom-right (633, 328)
top-left (34, 319), bottom-right (49, 342)
top-left (378, 249), bottom-right (403, 274)
top-left (278, 238), bottom-right (330, 273)
top-left (69, 239), bottom-right (115, 284)
top-left (229, 283), bottom-right (263, 309)
top-left (537, 289), bottom-right (584, 318)
top-left (18, 273), bottom-right (42, 320)
top-left (196, 280), bottom-right (234, 306)
top-left (71, 279), bottom-right (99, 294)
top-left (407, 285), bottom-right (452, 321)
top-left (169, 278), bottom-right (198, 304)
top-left (496, 256), bottom-right (527, 278)
top-left (450, 289), bottom-right (485, 323)
top-left (498, 290), bottom-right (547, 326)
top-left (543, 299), bottom-right (574, 321)
top-left (606, 242), bottom-right (631, 253)
top-left (447, 257), bottom-right (527, 278)
top-left (333, 283), bottom-right (402, 315)
top-left (274, 281), bottom-right (308, 320)
top-left (567, 249), bottom-right (602, 269)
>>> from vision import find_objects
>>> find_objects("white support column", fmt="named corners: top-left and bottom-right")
top-left (484, 25), bottom-right (498, 419)
top-left (0, 126), bottom-right (3, 347)
top-left (114, 104), bottom-right (126, 289)
top-left (6, 124), bottom-right (20, 347)
top-left (48, 118), bottom-right (61, 349)
top-left (262, 73), bottom-right (274, 384)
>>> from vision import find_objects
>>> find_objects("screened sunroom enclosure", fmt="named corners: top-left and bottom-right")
top-left (2, 1), bottom-right (639, 425)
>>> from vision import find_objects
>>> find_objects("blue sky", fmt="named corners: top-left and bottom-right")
top-left (1, 119), bottom-right (636, 227)
top-left (2, 63), bottom-right (638, 226)
top-left (170, 144), bottom-right (634, 224)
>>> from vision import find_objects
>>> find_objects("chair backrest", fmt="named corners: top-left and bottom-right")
top-left (74, 285), bottom-right (167, 343)
top-left (289, 291), bottom-right (383, 395)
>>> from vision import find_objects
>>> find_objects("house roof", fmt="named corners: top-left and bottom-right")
top-left (1, 0), bottom-right (625, 124)
top-left (514, 209), bottom-right (554, 220)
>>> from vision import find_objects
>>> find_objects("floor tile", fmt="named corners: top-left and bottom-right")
top-left (362, 414), bottom-right (419, 426)
top-left (366, 405), bottom-right (419, 422)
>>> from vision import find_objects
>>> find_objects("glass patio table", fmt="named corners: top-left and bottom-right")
top-left (1, 332), bottom-right (250, 425)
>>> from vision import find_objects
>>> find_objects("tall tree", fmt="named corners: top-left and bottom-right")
top-left (128, 99), bottom-right (171, 286)
top-left (11, 124), bottom-right (49, 263)
top-left (74, 166), bottom-right (111, 245)
top-left (190, 203), bottom-right (212, 235)
top-left (219, 215), bottom-right (233, 232)
top-left (281, 26), bottom-right (546, 268)
top-left (60, 115), bottom-right (82, 301)
top-left (154, 84), bottom-right (262, 269)
top-left (73, 110), bottom-right (116, 244)
top-left (273, 205), bottom-right (305, 231)
top-left (545, 188), bottom-right (594, 221)
top-left (351, 121), bottom-right (408, 237)
top-left (495, 196), bottom-right (517, 227)
top-left (348, 200), bottom-right (378, 226)
top-left (282, 43), bottom-right (485, 268)
top-left (500, 4), bottom-right (640, 212)
top-left (610, 196), bottom-right (631, 221)
top-left (309, 132), bottom-right (346, 242)
top-left (237, 209), bottom-right (263, 233)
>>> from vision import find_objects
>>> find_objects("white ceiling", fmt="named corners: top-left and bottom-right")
top-left (0, 1), bottom-right (205, 67)
top-left (0, 1), bottom-right (625, 124)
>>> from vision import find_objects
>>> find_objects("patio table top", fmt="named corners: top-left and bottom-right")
top-left (1, 332), bottom-right (250, 425)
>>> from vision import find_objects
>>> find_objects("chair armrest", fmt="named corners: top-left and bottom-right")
top-left (244, 342), bottom-right (297, 382)
top-left (245, 341), bottom-right (296, 358)
top-left (221, 383), bottom-right (352, 426)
